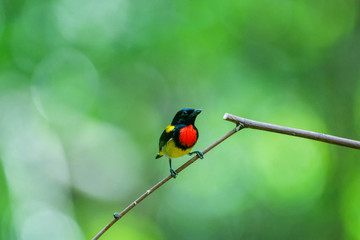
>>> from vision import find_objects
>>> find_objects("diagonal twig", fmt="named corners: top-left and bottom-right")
top-left (92, 113), bottom-right (360, 239)
top-left (91, 124), bottom-right (244, 240)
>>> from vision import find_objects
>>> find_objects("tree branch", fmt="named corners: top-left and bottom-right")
top-left (92, 113), bottom-right (360, 239)
top-left (91, 124), bottom-right (244, 240)
top-left (223, 113), bottom-right (360, 149)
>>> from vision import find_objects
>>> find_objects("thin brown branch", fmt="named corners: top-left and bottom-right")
top-left (223, 113), bottom-right (360, 149)
top-left (93, 113), bottom-right (360, 239)
top-left (91, 124), bottom-right (244, 240)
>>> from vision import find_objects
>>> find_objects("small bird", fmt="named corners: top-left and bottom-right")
top-left (156, 108), bottom-right (203, 178)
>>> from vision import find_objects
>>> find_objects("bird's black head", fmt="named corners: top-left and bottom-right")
top-left (171, 108), bottom-right (202, 125)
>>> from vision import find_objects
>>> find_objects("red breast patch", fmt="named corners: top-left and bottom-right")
top-left (179, 125), bottom-right (198, 147)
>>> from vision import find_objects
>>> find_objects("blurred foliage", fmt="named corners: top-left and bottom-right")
top-left (0, 0), bottom-right (360, 239)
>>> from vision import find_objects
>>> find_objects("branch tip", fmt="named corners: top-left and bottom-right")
top-left (222, 113), bottom-right (229, 120)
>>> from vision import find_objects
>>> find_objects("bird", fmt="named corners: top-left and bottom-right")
top-left (156, 108), bottom-right (203, 178)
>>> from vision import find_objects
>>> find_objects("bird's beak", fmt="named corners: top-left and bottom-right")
top-left (190, 109), bottom-right (202, 118)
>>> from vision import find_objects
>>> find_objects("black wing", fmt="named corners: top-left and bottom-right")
top-left (155, 126), bottom-right (176, 159)
top-left (159, 128), bottom-right (175, 150)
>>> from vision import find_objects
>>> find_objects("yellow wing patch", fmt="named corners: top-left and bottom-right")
top-left (165, 124), bottom-right (175, 133)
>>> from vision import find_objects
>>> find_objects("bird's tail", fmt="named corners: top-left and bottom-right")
top-left (155, 151), bottom-right (163, 159)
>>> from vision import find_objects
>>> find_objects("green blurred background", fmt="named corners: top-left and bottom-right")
top-left (1, 0), bottom-right (360, 239)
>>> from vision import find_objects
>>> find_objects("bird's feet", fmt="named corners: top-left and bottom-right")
top-left (189, 151), bottom-right (204, 159)
top-left (170, 168), bottom-right (178, 178)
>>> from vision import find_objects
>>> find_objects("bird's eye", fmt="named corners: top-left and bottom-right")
top-left (182, 111), bottom-right (187, 116)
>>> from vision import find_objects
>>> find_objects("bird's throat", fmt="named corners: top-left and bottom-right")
top-left (179, 125), bottom-right (198, 147)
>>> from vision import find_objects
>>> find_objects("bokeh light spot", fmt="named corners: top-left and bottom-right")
top-left (31, 48), bottom-right (98, 122)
